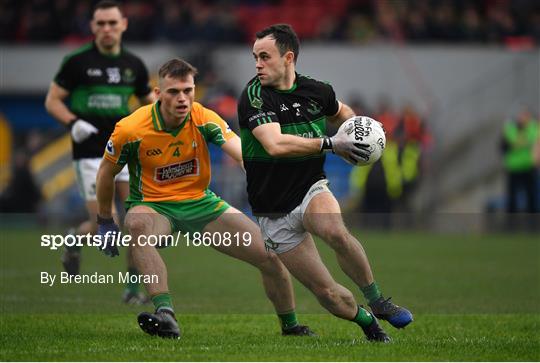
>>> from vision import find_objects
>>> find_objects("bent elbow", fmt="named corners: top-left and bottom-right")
top-left (44, 97), bottom-right (52, 113)
top-left (264, 143), bottom-right (285, 157)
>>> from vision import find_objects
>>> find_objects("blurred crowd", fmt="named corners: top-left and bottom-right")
top-left (1, 0), bottom-right (539, 46)
top-left (343, 96), bottom-right (432, 218)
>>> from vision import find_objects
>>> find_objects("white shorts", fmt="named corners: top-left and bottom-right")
top-left (257, 179), bottom-right (331, 254)
top-left (73, 158), bottom-right (129, 201)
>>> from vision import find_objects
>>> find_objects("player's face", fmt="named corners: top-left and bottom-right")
top-left (91, 7), bottom-right (127, 50)
top-left (253, 36), bottom-right (292, 88)
top-left (156, 75), bottom-right (195, 123)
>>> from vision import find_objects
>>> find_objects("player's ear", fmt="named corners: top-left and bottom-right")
top-left (90, 18), bottom-right (97, 35)
top-left (121, 17), bottom-right (128, 32)
top-left (285, 51), bottom-right (294, 65)
top-left (154, 86), bottom-right (160, 98)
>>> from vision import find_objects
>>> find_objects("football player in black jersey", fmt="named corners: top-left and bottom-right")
top-left (238, 24), bottom-right (413, 342)
top-left (45, 0), bottom-right (154, 304)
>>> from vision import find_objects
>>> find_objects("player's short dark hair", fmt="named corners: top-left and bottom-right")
top-left (158, 58), bottom-right (198, 80)
top-left (256, 24), bottom-right (300, 63)
top-left (93, 0), bottom-right (123, 15)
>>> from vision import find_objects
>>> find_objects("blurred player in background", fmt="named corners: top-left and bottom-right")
top-left (238, 24), bottom-right (414, 342)
top-left (44, 0), bottom-right (154, 304)
top-left (95, 58), bottom-right (310, 339)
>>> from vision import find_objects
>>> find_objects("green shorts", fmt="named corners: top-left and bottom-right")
top-left (125, 190), bottom-right (230, 234)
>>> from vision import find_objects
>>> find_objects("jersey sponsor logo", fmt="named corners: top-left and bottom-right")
top-left (87, 68), bottom-right (102, 77)
top-left (145, 148), bottom-right (162, 156)
top-left (154, 159), bottom-right (199, 183)
top-left (296, 131), bottom-right (314, 138)
top-left (105, 140), bottom-right (115, 155)
top-left (250, 96), bottom-right (263, 109)
top-left (106, 67), bottom-right (121, 84)
top-left (88, 94), bottom-right (122, 109)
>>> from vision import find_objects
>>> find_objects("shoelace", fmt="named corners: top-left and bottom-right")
top-left (379, 297), bottom-right (401, 313)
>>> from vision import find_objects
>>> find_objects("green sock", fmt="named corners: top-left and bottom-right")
top-left (151, 293), bottom-right (174, 312)
top-left (361, 282), bottom-right (382, 304)
top-left (352, 305), bottom-right (374, 328)
top-left (278, 311), bottom-right (299, 330)
top-left (126, 268), bottom-right (140, 294)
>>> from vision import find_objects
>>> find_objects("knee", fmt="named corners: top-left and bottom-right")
top-left (125, 214), bottom-right (152, 237)
top-left (322, 228), bottom-right (352, 253)
top-left (257, 251), bottom-right (283, 272)
top-left (313, 286), bottom-right (341, 307)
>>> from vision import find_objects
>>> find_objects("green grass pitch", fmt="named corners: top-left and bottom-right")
top-left (1, 227), bottom-right (539, 361)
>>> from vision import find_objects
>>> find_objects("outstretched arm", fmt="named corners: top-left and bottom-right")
top-left (252, 123), bottom-right (323, 158)
top-left (221, 135), bottom-right (243, 164)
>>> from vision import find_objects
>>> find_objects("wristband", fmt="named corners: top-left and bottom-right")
top-left (97, 215), bottom-right (114, 225)
top-left (66, 117), bottom-right (78, 130)
top-left (320, 136), bottom-right (333, 153)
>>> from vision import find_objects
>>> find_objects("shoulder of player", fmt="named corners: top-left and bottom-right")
top-left (190, 102), bottom-right (222, 125)
top-left (59, 42), bottom-right (95, 65)
top-left (297, 73), bottom-right (333, 90)
top-left (115, 104), bottom-right (154, 132)
top-left (240, 76), bottom-right (271, 101)
top-left (119, 48), bottom-right (146, 65)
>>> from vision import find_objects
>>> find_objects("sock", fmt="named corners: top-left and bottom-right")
top-left (126, 268), bottom-right (140, 294)
top-left (152, 293), bottom-right (174, 313)
top-left (352, 305), bottom-right (374, 328)
top-left (278, 311), bottom-right (299, 330)
top-left (361, 282), bottom-right (382, 304)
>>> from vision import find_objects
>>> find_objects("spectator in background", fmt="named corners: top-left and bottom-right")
top-left (3, 0), bottom-right (539, 45)
top-left (23, 0), bottom-right (62, 42)
top-left (348, 97), bottom-right (402, 220)
top-left (404, 4), bottom-right (430, 42)
top-left (0, 0), bottom-right (22, 41)
top-left (0, 133), bottom-right (43, 214)
top-left (399, 103), bottom-right (431, 210)
top-left (121, 0), bottom-right (156, 42)
top-left (460, 5), bottom-right (486, 43)
top-left (501, 108), bottom-right (539, 214)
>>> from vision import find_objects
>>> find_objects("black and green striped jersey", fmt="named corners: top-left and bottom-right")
top-left (54, 42), bottom-right (150, 159)
top-left (238, 73), bottom-right (339, 215)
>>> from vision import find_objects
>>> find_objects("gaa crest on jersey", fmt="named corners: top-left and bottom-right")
top-left (250, 97), bottom-right (263, 109)
top-left (307, 101), bottom-right (322, 115)
top-left (155, 159), bottom-right (199, 183)
top-left (123, 68), bottom-right (135, 83)
top-left (105, 140), bottom-right (115, 155)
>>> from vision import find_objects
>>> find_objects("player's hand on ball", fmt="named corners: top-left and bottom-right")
top-left (71, 119), bottom-right (98, 143)
top-left (329, 127), bottom-right (372, 163)
top-left (96, 215), bottom-right (120, 257)
top-left (333, 116), bottom-right (386, 166)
